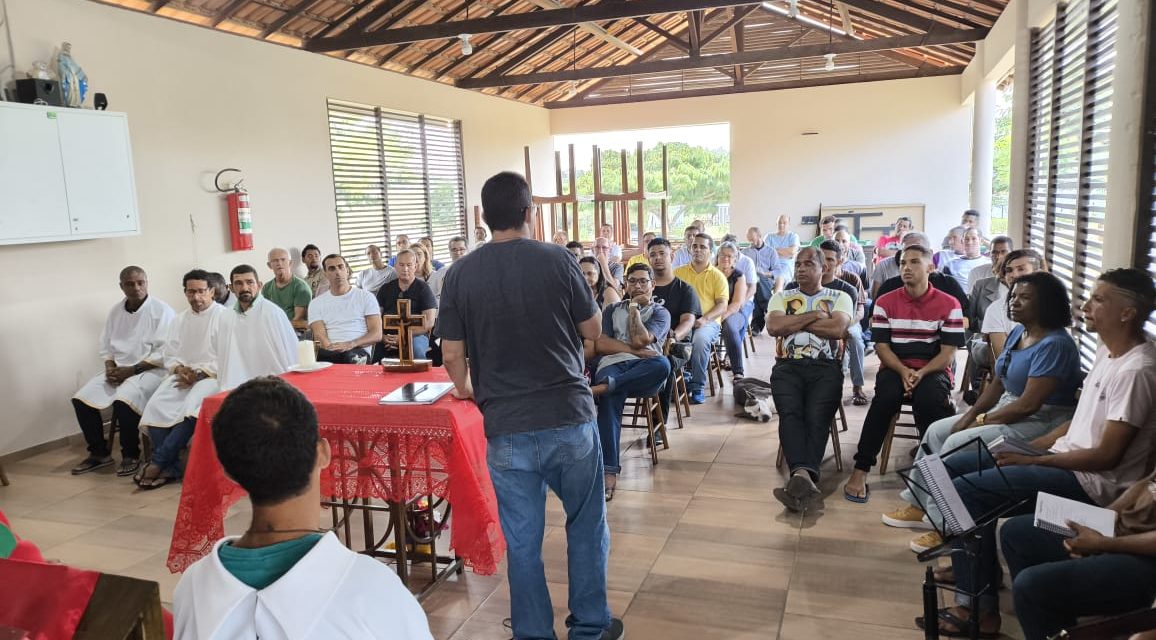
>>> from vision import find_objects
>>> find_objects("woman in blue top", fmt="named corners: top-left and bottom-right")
top-left (884, 272), bottom-right (1083, 534)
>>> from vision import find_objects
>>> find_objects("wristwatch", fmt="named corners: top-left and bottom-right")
top-left (975, 413), bottom-right (987, 426)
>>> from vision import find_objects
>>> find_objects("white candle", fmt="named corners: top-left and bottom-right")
top-left (297, 340), bottom-right (317, 368)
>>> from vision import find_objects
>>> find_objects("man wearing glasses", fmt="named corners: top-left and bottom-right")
top-left (590, 263), bottom-right (671, 500)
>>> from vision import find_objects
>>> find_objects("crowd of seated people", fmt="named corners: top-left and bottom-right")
top-left (62, 198), bottom-right (1156, 639)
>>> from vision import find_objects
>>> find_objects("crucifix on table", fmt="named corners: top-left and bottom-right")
top-left (381, 298), bottom-right (430, 371)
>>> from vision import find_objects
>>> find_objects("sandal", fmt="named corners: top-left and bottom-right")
top-left (139, 475), bottom-right (176, 491)
top-left (134, 463), bottom-right (161, 488)
top-left (915, 607), bottom-right (1000, 639)
top-left (843, 482), bottom-right (870, 504)
top-left (604, 475), bottom-right (617, 502)
top-left (852, 391), bottom-right (870, 406)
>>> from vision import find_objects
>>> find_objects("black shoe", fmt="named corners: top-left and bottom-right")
top-left (71, 456), bottom-right (114, 475)
top-left (116, 457), bottom-right (141, 477)
top-left (602, 618), bottom-right (625, 640)
top-left (776, 472), bottom-right (820, 512)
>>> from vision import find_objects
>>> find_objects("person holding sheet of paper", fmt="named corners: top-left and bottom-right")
top-left (997, 469), bottom-right (1156, 640)
top-left (913, 269), bottom-right (1156, 638)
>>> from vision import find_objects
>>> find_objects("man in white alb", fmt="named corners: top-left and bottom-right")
top-left (137, 269), bottom-right (226, 489)
top-left (308, 254), bottom-right (383, 365)
top-left (71, 266), bottom-right (175, 477)
top-left (216, 264), bottom-right (298, 391)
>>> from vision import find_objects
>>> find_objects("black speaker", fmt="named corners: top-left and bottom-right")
top-left (11, 79), bottom-right (63, 106)
top-left (94, 93), bottom-right (108, 110)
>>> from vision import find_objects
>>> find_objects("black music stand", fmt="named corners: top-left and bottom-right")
top-left (898, 437), bottom-right (1027, 640)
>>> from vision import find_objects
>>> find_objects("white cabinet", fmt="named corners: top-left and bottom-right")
top-left (0, 102), bottom-right (140, 245)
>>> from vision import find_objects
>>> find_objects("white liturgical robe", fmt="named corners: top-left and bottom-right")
top-left (173, 532), bottom-right (433, 640)
top-left (74, 295), bottom-right (176, 413)
top-left (140, 304), bottom-right (225, 429)
top-left (216, 296), bottom-right (298, 391)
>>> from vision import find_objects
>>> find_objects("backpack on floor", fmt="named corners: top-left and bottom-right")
top-left (733, 378), bottom-right (774, 422)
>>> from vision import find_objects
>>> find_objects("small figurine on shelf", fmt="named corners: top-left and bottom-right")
top-left (54, 42), bottom-right (88, 107)
top-left (26, 61), bottom-right (55, 81)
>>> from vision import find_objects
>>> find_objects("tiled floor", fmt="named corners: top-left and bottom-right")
top-left (0, 336), bottom-right (1025, 639)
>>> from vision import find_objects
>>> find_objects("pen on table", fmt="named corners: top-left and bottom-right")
top-left (412, 384), bottom-right (428, 396)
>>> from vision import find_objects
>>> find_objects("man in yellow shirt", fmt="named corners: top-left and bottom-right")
top-left (625, 232), bottom-right (657, 269)
top-left (673, 233), bottom-right (729, 404)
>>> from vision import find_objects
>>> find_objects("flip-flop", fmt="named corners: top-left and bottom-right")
top-left (915, 608), bottom-right (1000, 639)
top-left (139, 475), bottom-right (175, 491)
top-left (843, 483), bottom-right (870, 504)
top-left (852, 392), bottom-right (870, 406)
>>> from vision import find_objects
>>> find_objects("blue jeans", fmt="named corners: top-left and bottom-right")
top-left (1000, 514), bottom-right (1156, 640)
top-left (945, 452), bottom-right (1094, 612)
top-left (594, 357), bottom-right (671, 474)
top-left (412, 334), bottom-right (430, 360)
top-left (148, 417), bottom-right (195, 477)
top-left (844, 322), bottom-right (865, 387)
top-left (720, 303), bottom-right (751, 376)
top-left (487, 421), bottom-right (611, 640)
top-left (688, 322), bottom-right (722, 393)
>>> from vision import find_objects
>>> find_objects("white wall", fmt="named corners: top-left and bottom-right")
top-left (0, 0), bottom-right (551, 455)
top-left (549, 75), bottom-right (972, 246)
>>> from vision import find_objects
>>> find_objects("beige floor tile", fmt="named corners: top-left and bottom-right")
top-left (777, 613), bottom-right (925, 639)
top-left (613, 459), bottom-right (709, 496)
top-left (695, 462), bottom-right (778, 503)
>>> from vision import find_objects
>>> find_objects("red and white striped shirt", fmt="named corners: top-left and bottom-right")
top-left (872, 284), bottom-right (965, 371)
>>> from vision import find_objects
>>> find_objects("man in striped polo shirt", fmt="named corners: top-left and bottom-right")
top-left (844, 244), bottom-right (965, 503)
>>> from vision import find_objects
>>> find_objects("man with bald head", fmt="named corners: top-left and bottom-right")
top-left (71, 266), bottom-right (176, 476)
top-left (261, 247), bottom-right (312, 331)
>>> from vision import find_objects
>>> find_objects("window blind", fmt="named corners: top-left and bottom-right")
top-left (327, 99), bottom-right (467, 276)
top-left (1023, 0), bottom-right (1117, 367)
top-left (1134, 0), bottom-right (1156, 336)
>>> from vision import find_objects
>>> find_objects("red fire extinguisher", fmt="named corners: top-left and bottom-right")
top-left (216, 168), bottom-right (253, 251)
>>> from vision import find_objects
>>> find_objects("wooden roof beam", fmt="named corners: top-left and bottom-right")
top-left (545, 64), bottom-right (965, 108)
top-left (457, 27), bottom-right (987, 88)
top-left (305, 0), bottom-right (760, 52)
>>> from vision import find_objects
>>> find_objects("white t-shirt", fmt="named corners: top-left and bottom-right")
top-left (1051, 340), bottom-right (1156, 505)
top-left (307, 288), bottom-right (379, 343)
top-left (981, 284), bottom-right (1016, 335)
top-left (357, 265), bottom-right (397, 295)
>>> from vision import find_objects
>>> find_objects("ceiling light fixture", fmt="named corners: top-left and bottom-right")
top-left (824, 53), bottom-right (836, 71)
top-left (788, 0), bottom-right (798, 18)
top-left (459, 33), bottom-right (473, 56)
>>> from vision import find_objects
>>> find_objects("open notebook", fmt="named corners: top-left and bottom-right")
top-left (987, 435), bottom-right (1048, 457)
top-left (1034, 492), bottom-right (1117, 538)
top-left (914, 453), bottom-right (976, 536)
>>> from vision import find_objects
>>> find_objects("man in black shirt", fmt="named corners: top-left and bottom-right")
top-left (375, 249), bottom-right (437, 360)
top-left (648, 237), bottom-right (701, 422)
top-left (436, 173), bottom-right (623, 640)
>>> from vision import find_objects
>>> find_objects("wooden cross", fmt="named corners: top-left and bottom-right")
top-left (382, 298), bottom-right (425, 365)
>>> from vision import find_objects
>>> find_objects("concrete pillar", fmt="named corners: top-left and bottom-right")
top-left (1007, 0), bottom-right (1032, 246)
top-left (970, 69), bottom-right (998, 235)
top-left (1100, 0), bottom-right (1151, 270)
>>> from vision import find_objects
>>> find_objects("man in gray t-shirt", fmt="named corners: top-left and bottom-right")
top-left (436, 172), bottom-right (623, 640)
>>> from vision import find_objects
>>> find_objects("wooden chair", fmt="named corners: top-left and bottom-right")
top-left (662, 335), bottom-right (690, 429)
top-left (623, 393), bottom-right (670, 465)
top-left (775, 414), bottom-right (845, 473)
top-left (879, 399), bottom-right (921, 475)
top-left (706, 341), bottom-right (725, 396)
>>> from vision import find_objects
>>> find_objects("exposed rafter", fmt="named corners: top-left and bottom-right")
top-left (458, 27), bottom-right (986, 88)
top-left (305, 0), bottom-right (760, 52)
top-left (833, 0), bottom-right (932, 31)
top-left (545, 64), bottom-right (965, 108)
top-left (211, 0), bottom-right (252, 27)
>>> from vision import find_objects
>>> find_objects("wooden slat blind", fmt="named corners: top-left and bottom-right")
top-left (1023, 0), bottom-right (1117, 368)
top-left (327, 99), bottom-right (467, 276)
top-left (1134, 0), bottom-right (1156, 337)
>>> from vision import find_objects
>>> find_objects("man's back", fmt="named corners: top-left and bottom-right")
top-left (174, 532), bottom-right (431, 640)
top-left (437, 238), bottom-right (597, 437)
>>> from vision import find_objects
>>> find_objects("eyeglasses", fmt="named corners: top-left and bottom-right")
top-left (625, 277), bottom-right (652, 285)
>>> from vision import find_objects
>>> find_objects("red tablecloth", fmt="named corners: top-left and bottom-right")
top-left (0, 559), bottom-right (100, 640)
top-left (166, 366), bottom-right (504, 575)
